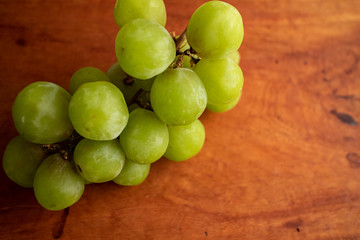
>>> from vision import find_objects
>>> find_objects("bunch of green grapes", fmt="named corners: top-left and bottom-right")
top-left (2, 0), bottom-right (244, 211)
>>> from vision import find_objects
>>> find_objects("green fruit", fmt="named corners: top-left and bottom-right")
top-left (119, 108), bottom-right (169, 164)
top-left (194, 58), bottom-right (244, 105)
top-left (114, 0), bottom-right (166, 28)
top-left (151, 68), bottom-right (207, 125)
top-left (113, 159), bottom-right (150, 186)
top-left (33, 153), bottom-right (85, 211)
top-left (74, 139), bottom-right (125, 183)
top-left (68, 81), bottom-right (129, 140)
top-left (69, 67), bottom-right (110, 94)
top-left (187, 1), bottom-right (244, 57)
top-left (12, 81), bottom-right (73, 144)
top-left (2, 136), bottom-right (46, 187)
top-left (165, 119), bottom-right (205, 162)
top-left (115, 18), bottom-right (176, 79)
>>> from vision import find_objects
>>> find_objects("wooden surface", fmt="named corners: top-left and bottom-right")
top-left (1, 0), bottom-right (360, 239)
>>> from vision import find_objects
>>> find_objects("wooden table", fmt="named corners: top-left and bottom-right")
top-left (1, 0), bottom-right (359, 239)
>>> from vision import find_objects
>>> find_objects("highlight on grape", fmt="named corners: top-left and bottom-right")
top-left (3, 0), bottom-right (244, 210)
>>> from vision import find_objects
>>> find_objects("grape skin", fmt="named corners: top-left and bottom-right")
top-left (68, 81), bottom-right (129, 140)
top-left (115, 18), bottom-right (176, 79)
top-left (113, 159), bottom-right (150, 186)
top-left (2, 136), bottom-right (46, 188)
top-left (119, 108), bottom-right (169, 164)
top-left (12, 81), bottom-right (73, 144)
top-left (207, 91), bottom-right (242, 113)
top-left (33, 153), bottom-right (85, 211)
top-left (114, 0), bottom-right (166, 28)
top-left (164, 119), bottom-right (205, 162)
top-left (150, 68), bottom-right (207, 126)
top-left (186, 1), bottom-right (244, 58)
top-left (69, 67), bottom-right (110, 94)
top-left (194, 58), bottom-right (244, 106)
top-left (74, 139), bottom-right (125, 183)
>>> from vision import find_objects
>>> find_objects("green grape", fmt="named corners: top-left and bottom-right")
top-left (33, 153), bottom-right (85, 211)
top-left (12, 81), bottom-right (73, 144)
top-left (2, 136), bottom-right (46, 188)
top-left (68, 81), bottom-right (129, 140)
top-left (194, 58), bottom-right (244, 105)
top-left (107, 62), bottom-right (140, 104)
top-left (164, 119), bottom-right (205, 162)
top-left (74, 139), bottom-right (125, 183)
top-left (69, 67), bottom-right (110, 94)
top-left (134, 77), bottom-right (155, 91)
top-left (186, 1), bottom-right (244, 57)
top-left (150, 68), bottom-right (207, 125)
top-left (128, 103), bottom-right (140, 112)
top-left (115, 18), bottom-right (176, 79)
top-left (114, 0), bottom-right (166, 28)
top-left (227, 51), bottom-right (241, 65)
top-left (207, 91), bottom-right (242, 113)
top-left (119, 108), bottom-right (168, 164)
top-left (113, 159), bottom-right (150, 186)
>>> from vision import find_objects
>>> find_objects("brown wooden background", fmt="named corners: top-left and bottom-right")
top-left (1, 0), bottom-right (360, 239)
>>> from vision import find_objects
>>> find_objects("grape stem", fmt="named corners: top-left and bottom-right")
top-left (174, 27), bottom-right (187, 50)
top-left (42, 131), bottom-right (83, 161)
top-left (123, 75), bottom-right (135, 85)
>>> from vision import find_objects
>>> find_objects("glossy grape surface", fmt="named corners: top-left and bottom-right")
top-left (2, 136), bottom-right (46, 187)
top-left (68, 81), bottom-right (129, 140)
top-left (186, 1), bottom-right (244, 57)
top-left (194, 58), bottom-right (244, 105)
top-left (12, 81), bottom-right (73, 144)
top-left (113, 159), bottom-right (150, 186)
top-left (164, 119), bottom-right (205, 162)
top-left (69, 67), bottom-right (110, 94)
top-left (151, 68), bottom-right (207, 125)
top-left (119, 108), bottom-right (168, 164)
top-left (207, 91), bottom-right (242, 113)
top-left (33, 153), bottom-right (85, 211)
top-left (114, 0), bottom-right (166, 28)
top-left (74, 139), bottom-right (125, 183)
top-left (115, 19), bottom-right (176, 79)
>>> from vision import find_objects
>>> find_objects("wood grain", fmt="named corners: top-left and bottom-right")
top-left (0, 0), bottom-right (360, 239)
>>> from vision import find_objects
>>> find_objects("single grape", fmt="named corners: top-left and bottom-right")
top-left (194, 58), bottom-right (244, 105)
top-left (113, 159), bottom-right (150, 186)
top-left (186, 1), bottom-right (244, 57)
top-left (114, 0), bottom-right (166, 28)
top-left (2, 136), bottom-right (47, 188)
top-left (107, 62), bottom-right (140, 104)
top-left (115, 18), bottom-right (176, 79)
top-left (69, 67), bottom-right (110, 94)
top-left (33, 153), bottom-right (85, 211)
top-left (134, 77), bottom-right (155, 91)
top-left (150, 68), bottom-right (207, 125)
top-left (207, 91), bottom-right (242, 113)
top-left (119, 108), bottom-right (168, 164)
top-left (68, 81), bottom-right (129, 140)
top-left (164, 119), bottom-right (205, 162)
top-left (12, 81), bottom-right (73, 144)
top-left (74, 139), bottom-right (125, 183)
